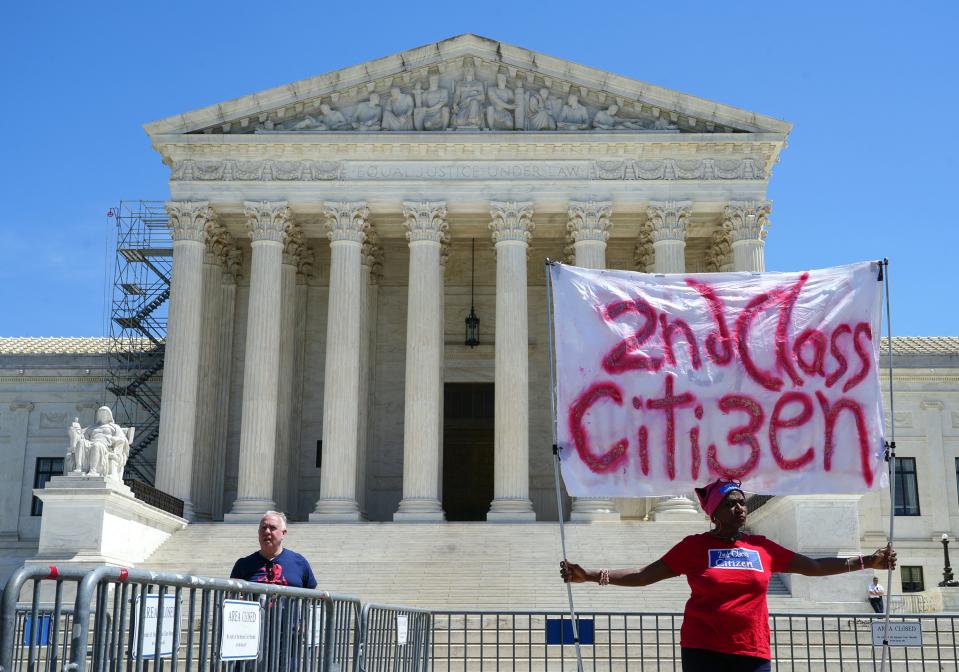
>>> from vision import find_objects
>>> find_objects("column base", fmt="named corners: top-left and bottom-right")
top-left (394, 498), bottom-right (445, 522)
top-left (652, 496), bottom-right (702, 521)
top-left (487, 498), bottom-right (536, 522)
top-left (224, 497), bottom-right (277, 522)
top-left (570, 497), bottom-right (621, 522)
top-left (310, 497), bottom-right (363, 522)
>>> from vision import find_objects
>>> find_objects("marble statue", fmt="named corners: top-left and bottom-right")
top-left (486, 73), bottom-right (515, 131)
top-left (353, 93), bottom-right (383, 131)
top-left (293, 104), bottom-right (351, 131)
top-left (557, 94), bottom-right (591, 130)
top-left (527, 88), bottom-right (557, 130)
top-left (652, 116), bottom-right (679, 130)
top-left (592, 104), bottom-right (647, 130)
top-left (413, 74), bottom-right (450, 131)
top-left (513, 80), bottom-right (529, 130)
top-left (66, 406), bottom-right (134, 481)
top-left (452, 62), bottom-right (486, 129)
top-left (383, 86), bottom-right (415, 131)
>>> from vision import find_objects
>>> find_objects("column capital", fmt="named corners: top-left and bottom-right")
top-left (282, 223), bottom-right (307, 265)
top-left (633, 225), bottom-right (654, 272)
top-left (362, 228), bottom-right (384, 277)
top-left (567, 200), bottom-right (613, 242)
top-left (167, 201), bottom-right (215, 243)
top-left (646, 200), bottom-right (691, 243)
top-left (323, 201), bottom-right (369, 244)
top-left (705, 227), bottom-right (732, 272)
top-left (204, 221), bottom-right (236, 265)
top-left (244, 201), bottom-right (291, 243)
top-left (724, 200), bottom-right (771, 243)
top-left (489, 201), bottom-right (534, 245)
top-left (403, 201), bottom-right (448, 244)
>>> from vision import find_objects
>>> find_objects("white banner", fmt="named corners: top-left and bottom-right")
top-left (550, 261), bottom-right (886, 497)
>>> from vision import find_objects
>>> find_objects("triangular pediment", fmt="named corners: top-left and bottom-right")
top-left (145, 34), bottom-right (791, 138)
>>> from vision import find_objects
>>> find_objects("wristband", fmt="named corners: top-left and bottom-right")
top-left (599, 568), bottom-right (610, 586)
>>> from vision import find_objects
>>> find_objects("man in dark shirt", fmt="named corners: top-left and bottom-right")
top-left (230, 511), bottom-right (317, 589)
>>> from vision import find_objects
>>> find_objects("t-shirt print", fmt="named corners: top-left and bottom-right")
top-left (708, 548), bottom-right (764, 571)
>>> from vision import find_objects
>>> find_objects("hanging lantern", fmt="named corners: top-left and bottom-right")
top-left (465, 238), bottom-right (480, 347)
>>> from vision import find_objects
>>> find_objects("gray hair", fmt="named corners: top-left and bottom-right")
top-left (261, 511), bottom-right (287, 530)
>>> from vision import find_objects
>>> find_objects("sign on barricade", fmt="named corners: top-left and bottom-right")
top-left (132, 594), bottom-right (179, 658)
top-left (396, 614), bottom-right (409, 646)
top-left (220, 599), bottom-right (261, 661)
top-left (871, 621), bottom-right (923, 647)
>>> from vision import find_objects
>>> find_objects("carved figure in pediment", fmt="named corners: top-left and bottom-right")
top-left (652, 116), bottom-right (679, 130)
top-left (528, 88), bottom-right (557, 131)
top-left (383, 86), bottom-right (415, 131)
top-left (486, 73), bottom-right (515, 131)
top-left (293, 103), bottom-right (351, 131)
top-left (66, 406), bottom-right (133, 482)
top-left (452, 62), bottom-right (486, 129)
top-left (592, 104), bottom-right (647, 130)
top-left (557, 94), bottom-right (591, 130)
top-left (413, 74), bottom-right (450, 131)
top-left (353, 93), bottom-right (383, 131)
top-left (513, 80), bottom-right (529, 130)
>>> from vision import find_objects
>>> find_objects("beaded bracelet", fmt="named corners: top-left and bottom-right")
top-left (599, 568), bottom-right (610, 586)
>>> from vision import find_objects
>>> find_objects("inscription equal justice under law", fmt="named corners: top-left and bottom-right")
top-left (345, 161), bottom-right (589, 180)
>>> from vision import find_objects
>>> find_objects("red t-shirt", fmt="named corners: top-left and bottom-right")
top-left (661, 532), bottom-right (794, 660)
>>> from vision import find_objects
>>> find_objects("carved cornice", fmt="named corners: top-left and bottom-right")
top-left (168, 156), bottom-right (768, 183)
top-left (403, 201), bottom-right (448, 244)
top-left (646, 201), bottom-right (691, 243)
top-left (166, 201), bottom-right (215, 243)
top-left (567, 200), bottom-right (612, 243)
top-left (323, 201), bottom-right (369, 244)
top-left (724, 200), bottom-right (771, 243)
top-left (244, 201), bottom-right (291, 243)
top-left (489, 201), bottom-right (534, 245)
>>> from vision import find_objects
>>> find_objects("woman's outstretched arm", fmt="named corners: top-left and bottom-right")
top-left (787, 543), bottom-right (897, 577)
top-left (560, 559), bottom-right (677, 587)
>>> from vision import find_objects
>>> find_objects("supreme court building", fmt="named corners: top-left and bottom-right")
top-left (141, 33), bottom-right (790, 524)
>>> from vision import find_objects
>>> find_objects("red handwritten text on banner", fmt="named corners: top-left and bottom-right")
top-left (550, 262), bottom-right (885, 497)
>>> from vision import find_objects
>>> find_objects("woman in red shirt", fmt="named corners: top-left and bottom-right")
top-left (560, 479), bottom-right (897, 672)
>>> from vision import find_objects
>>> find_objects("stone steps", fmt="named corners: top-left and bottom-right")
top-left (141, 521), bottom-right (831, 612)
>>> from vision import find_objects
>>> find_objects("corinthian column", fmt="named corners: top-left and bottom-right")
top-left (488, 201), bottom-right (536, 521)
top-left (191, 222), bottom-right (236, 520)
top-left (155, 201), bottom-right (214, 519)
top-left (288, 244), bottom-right (313, 518)
top-left (725, 200), bottom-right (771, 272)
top-left (226, 201), bottom-right (290, 520)
top-left (648, 201), bottom-right (691, 273)
top-left (567, 201), bottom-right (621, 522)
top-left (311, 201), bottom-right (368, 521)
top-left (273, 223), bottom-right (306, 514)
top-left (647, 201), bottom-right (700, 521)
top-left (395, 201), bottom-right (447, 521)
top-left (357, 232), bottom-right (381, 515)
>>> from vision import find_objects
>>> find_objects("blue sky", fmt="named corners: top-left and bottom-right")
top-left (1, 2), bottom-right (956, 335)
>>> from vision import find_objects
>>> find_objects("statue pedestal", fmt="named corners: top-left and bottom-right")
top-left (31, 475), bottom-right (187, 567)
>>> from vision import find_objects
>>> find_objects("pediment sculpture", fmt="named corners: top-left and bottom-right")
top-left (250, 62), bottom-right (678, 135)
top-left (66, 406), bottom-right (135, 482)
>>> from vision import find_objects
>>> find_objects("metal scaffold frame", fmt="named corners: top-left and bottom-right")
top-left (106, 200), bottom-right (171, 484)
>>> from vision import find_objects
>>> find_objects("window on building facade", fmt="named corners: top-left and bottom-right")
top-left (894, 457), bottom-right (920, 516)
top-left (31, 457), bottom-right (64, 516)
top-left (901, 566), bottom-right (924, 593)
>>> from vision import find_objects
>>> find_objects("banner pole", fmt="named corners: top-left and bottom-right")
top-left (544, 259), bottom-right (585, 672)
top-left (879, 257), bottom-right (897, 672)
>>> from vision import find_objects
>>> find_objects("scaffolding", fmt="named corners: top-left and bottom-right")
top-left (106, 201), bottom-right (171, 483)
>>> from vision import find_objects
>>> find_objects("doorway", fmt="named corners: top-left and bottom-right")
top-left (442, 383), bottom-right (494, 521)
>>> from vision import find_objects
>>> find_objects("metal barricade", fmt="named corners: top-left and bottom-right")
top-left (64, 567), bottom-right (361, 672)
top-left (0, 565), bottom-right (92, 672)
top-left (356, 604), bottom-right (430, 672)
top-left (430, 610), bottom-right (959, 671)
